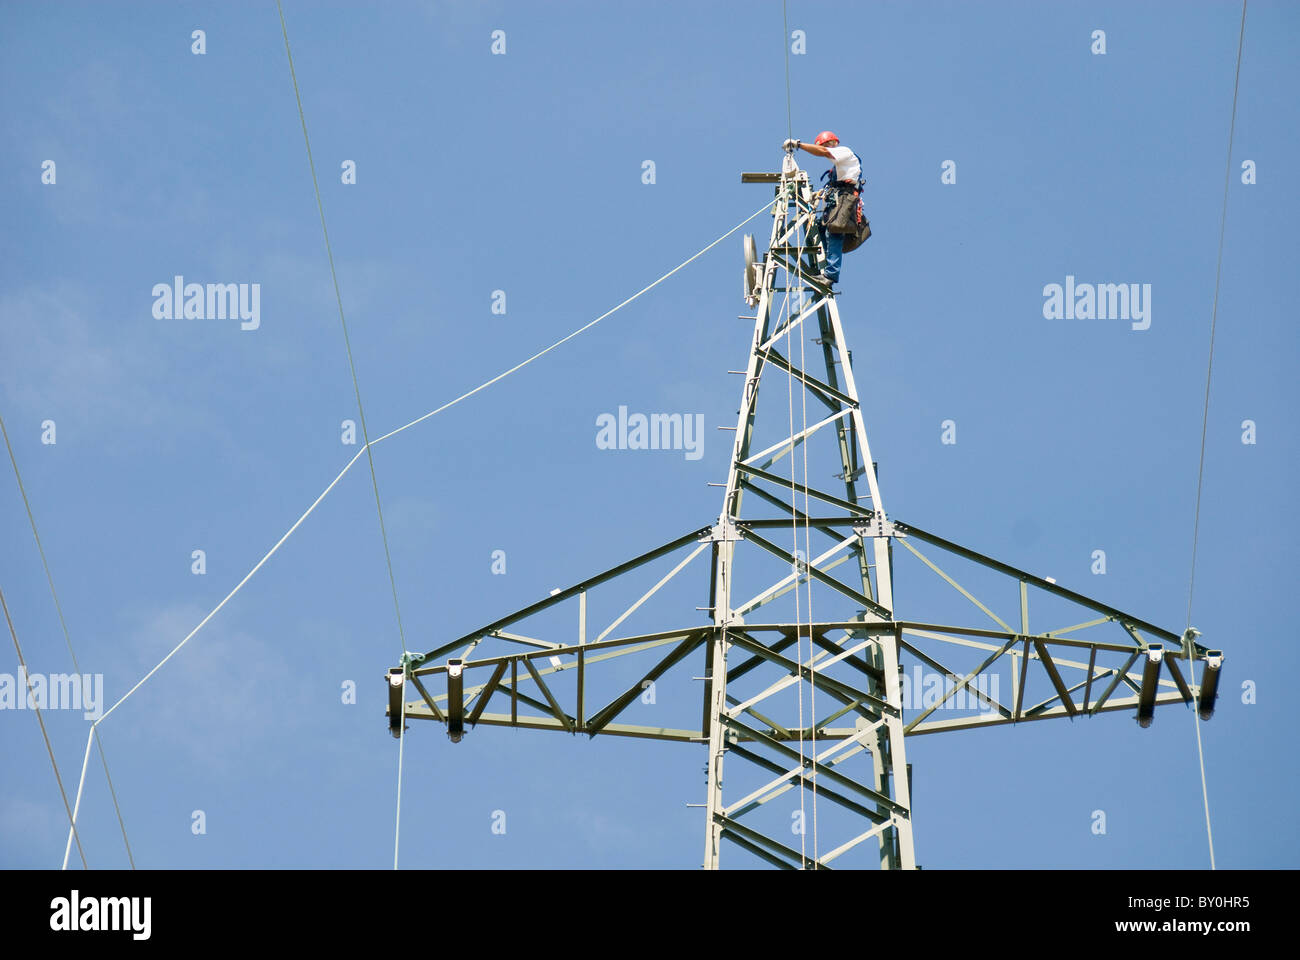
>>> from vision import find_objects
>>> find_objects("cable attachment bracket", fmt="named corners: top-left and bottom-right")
top-left (399, 650), bottom-right (428, 673)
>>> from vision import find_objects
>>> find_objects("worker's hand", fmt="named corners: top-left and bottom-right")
top-left (782, 138), bottom-right (800, 152)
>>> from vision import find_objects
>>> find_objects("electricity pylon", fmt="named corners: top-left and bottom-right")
top-left (386, 154), bottom-right (1223, 869)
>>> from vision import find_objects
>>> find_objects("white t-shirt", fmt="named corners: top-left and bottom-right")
top-left (826, 145), bottom-right (860, 184)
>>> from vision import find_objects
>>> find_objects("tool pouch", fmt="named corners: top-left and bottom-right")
top-left (825, 187), bottom-right (860, 235)
top-left (842, 205), bottom-right (872, 254)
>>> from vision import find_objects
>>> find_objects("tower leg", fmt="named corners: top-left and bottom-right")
top-left (702, 626), bottom-right (729, 870)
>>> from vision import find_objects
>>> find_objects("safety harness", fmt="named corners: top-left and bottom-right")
top-left (820, 150), bottom-right (871, 250)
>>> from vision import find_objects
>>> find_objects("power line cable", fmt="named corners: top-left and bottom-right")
top-left (2, 412), bottom-right (134, 867)
top-left (277, 0), bottom-right (409, 661)
top-left (1183, 0), bottom-right (1248, 872)
top-left (1, 584), bottom-right (88, 869)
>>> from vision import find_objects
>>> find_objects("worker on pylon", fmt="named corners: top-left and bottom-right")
top-left (782, 131), bottom-right (868, 289)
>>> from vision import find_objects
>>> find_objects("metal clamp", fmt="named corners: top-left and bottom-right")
top-left (399, 650), bottom-right (428, 671)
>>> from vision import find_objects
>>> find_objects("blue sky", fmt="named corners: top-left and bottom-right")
top-left (2, 0), bottom-right (1296, 869)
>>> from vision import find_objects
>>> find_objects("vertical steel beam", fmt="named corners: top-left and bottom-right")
top-left (702, 624), bottom-right (731, 869)
top-left (577, 590), bottom-right (586, 733)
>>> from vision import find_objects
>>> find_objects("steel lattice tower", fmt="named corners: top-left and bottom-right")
top-left (386, 154), bottom-right (1223, 869)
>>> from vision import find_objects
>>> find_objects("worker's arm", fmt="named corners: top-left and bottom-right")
top-left (783, 138), bottom-right (833, 159)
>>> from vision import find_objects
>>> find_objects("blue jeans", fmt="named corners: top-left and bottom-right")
top-left (819, 194), bottom-right (846, 281)
top-left (822, 228), bottom-right (843, 281)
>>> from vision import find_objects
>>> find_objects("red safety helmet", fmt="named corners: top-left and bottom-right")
top-left (814, 130), bottom-right (839, 146)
